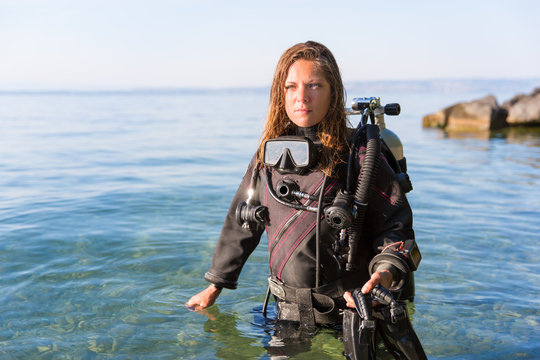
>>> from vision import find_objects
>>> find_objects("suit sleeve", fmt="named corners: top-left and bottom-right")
top-left (361, 152), bottom-right (419, 292)
top-left (204, 155), bottom-right (265, 289)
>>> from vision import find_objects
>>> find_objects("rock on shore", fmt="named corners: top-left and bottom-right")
top-left (423, 87), bottom-right (540, 131)
top-left (502, 88), bottom-right (540, 125)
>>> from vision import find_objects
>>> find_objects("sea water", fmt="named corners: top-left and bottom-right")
top-left (1, 82), bottom-right (539, 359)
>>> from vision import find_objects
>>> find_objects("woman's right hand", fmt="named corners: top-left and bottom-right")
top-left (185, 284), bottom-right (222, 310)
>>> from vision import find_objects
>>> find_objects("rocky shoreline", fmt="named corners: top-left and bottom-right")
top-left (422, 87), bottom-right (540, 131)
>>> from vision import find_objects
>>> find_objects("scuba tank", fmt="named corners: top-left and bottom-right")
top-left (374, 104), bottom-right (412, 194)
top-left (375, 106), bottom-right (404, 166)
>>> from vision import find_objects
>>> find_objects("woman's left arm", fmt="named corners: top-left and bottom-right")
top-left (366, 157), bottom-right (421, 291)
top-left (359, 150), bottom-right (422, 290)
top-left (343, 269), bottom-right (393, 308)
top-left (344, 156), bottom-right (420, 307)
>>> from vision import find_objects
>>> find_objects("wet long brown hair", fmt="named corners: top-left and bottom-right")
top-left (257, 41), bottom-right (348, 177)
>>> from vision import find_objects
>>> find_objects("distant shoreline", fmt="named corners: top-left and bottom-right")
top-left (1, 78), bottom-right (539, 96)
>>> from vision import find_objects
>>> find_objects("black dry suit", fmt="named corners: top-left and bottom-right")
top-left (204, 127), bottom-right (418, 326)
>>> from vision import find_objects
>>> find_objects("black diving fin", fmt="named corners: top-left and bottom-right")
top-left (343, 289), bottom-right (376, 360)
top-left (343, 285), bottom-right (427, 360)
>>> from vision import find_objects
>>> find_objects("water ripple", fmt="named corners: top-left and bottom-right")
top-left (1, 91), bottom-right (539, 359)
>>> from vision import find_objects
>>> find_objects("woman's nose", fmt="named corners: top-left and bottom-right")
top-left (296, 85), bottom-right (309, 103)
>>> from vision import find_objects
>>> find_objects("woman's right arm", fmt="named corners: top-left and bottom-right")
top-left (186, 155), bottom-right (264, 309)
top-left (185, 284), bottom-right (222, 310)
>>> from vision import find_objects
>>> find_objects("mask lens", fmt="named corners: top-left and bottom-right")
top-left (285, 141), bottom-right (309, 166)
top-left (263, 141), bottom-right (283, 166)
top-left (264, 139), bottom-right (310, 167)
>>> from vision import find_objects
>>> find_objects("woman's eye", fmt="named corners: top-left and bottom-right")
top-left (285, 85), bottom-right (296, 91)
top-left (309, 83), bottom-right (320, 89)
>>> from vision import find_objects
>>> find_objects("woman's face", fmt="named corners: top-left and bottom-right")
top-left (284, 59), bottom-right (331, 128)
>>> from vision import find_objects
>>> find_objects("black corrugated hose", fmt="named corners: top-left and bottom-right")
top-left (346, 124), bottom-right (381, 271)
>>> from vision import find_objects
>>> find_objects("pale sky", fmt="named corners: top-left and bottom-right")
top-left (1, 0), bottom-right (539, 90)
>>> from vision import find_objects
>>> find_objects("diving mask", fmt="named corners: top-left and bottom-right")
top-left (263, 136), bottom-right (319, 174)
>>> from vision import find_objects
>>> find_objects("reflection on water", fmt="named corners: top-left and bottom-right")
top-left (191, 303), bottom-right (346, 360)
top-left (429, 126), bottom-right (540, 145)
top-left (0, 90), bottom-right (539, 359)
top-left (188, 302), bottom-right (419, 359)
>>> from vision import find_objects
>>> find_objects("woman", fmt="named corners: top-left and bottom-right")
top-left (186, 41), bottom-right (418, 326)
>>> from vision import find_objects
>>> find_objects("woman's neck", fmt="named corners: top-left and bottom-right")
top-left (295, 124), bottom-right (319, 142)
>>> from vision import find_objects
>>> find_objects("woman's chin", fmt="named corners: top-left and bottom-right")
top-left (290, 118), bottom-right (322, 128)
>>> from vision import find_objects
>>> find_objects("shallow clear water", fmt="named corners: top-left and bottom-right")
top-left (1, 86), bottom-right (539, 359)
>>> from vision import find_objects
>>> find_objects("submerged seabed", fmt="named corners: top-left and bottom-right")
top-left (1, 82), bottom-right (539, 359)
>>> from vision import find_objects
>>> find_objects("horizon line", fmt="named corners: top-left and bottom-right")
top-left (1, 78), bottom-right (539, 95)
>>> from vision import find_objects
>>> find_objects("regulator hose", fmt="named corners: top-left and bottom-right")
top-left (315, 174), bottom-right (328, 289)
top-left (346, 124), bottom-right (381, 271)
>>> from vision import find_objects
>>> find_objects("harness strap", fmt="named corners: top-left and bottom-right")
top-left (268, 277), bottom-right (349, 325)
top-left (268, 277), bottom-right (341, 302)
top-left (268, 270), bottom-right (365, 302)
top-left (297, 288), bottom-right (316, 327)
